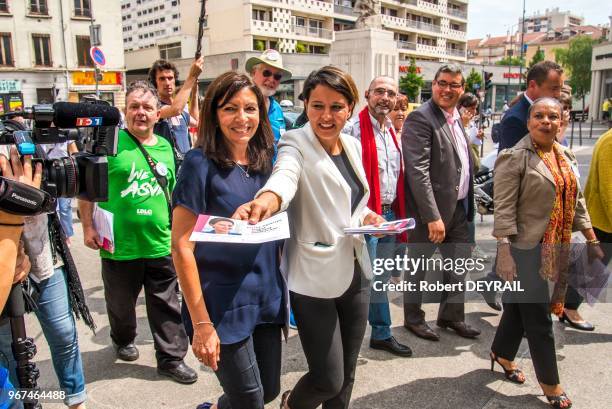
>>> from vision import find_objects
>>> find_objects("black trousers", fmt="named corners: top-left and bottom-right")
top-left (491, 246), bottom-right (559, 385)
top-left (565, 227), bottom-right (612, 310)
top-left (288, 263), bottom-right (370, 409)
top-left (403, 201), bottom-right (472, 325)
top-left (215, 324), bottom-right (282, 409)
top-left (101, 256), bottom-right (188, 367)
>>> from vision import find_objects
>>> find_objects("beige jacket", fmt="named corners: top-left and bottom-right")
top-left (493, 135), bottom-right (592, 249)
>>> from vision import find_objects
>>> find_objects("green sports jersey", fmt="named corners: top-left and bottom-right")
top-left (98, 129), bottom-right (175, 260)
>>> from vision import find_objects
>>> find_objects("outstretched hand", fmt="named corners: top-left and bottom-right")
top-left (232, 192), bottom-right (281, 224)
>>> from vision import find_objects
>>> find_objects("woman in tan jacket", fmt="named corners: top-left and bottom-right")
top-left (490, 98), bottom-right (604, 409)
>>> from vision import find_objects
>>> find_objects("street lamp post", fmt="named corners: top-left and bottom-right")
top-left (518, 0), bottom-right (526, 89)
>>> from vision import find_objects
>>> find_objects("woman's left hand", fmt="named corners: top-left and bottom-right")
top-left (364, 212), bottom-right (386, 238)
top-left (587, 243), bottom-right (605, 264)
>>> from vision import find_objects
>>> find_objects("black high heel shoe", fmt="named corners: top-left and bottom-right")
top-left (490, 352), bottom-right (526, 384)
top-left (546, 392), bottom-right (572, 408)
top-left (559, 311), bottom-right (595, 331)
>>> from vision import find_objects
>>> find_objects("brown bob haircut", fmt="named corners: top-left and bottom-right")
top-left (394, 94), bottom-right (409, 110)
top-left (196, 71), bottom-right (274, 173)
top-left (301, 66), bottom-right (359, 116)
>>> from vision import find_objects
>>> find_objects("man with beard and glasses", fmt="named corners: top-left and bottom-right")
top-left (401, 64), bottom-right (480, 342)
top-left (343, 76), bottom-right (412, 357)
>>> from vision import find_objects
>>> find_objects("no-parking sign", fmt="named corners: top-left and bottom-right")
top-left (89, 46), bottom-right (106, 66)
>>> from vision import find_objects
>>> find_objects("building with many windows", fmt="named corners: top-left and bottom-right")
top-left (519, 7), bottom-right (583, 34)
top-left (0, 0), bottom-right (125, 111)
top-left (122, 0), bottom-right (469, 102)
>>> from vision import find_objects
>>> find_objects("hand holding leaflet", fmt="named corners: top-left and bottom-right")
top-left (189, 212), bottom-right (290, 244)
top-left (344, 218), bottom-right (415, 235)
top-left (93, 205), bottom-right (115, 253)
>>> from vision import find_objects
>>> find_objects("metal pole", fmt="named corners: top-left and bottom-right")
top-left (570, 119), bottom-right (575, 149)
top-left (578, 119), bottom-right (583, 146)
top-left (518, 0), bottom-right (526, 89)
top-left (89, 11), bottom-right (100, 98)
top-left (589, 118), bottom-right (593, 139)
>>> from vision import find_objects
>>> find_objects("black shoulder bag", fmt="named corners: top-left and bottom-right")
top-left (125, 131), bottom-right (173, 227)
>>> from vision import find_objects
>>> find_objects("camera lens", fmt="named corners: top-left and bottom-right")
top-left (43, 157), bottom-right (79, 198)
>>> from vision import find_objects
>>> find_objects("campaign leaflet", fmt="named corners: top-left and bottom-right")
top-left (344, 218), bottom-right (416, 235)
top-left (189, 212), bottom-right (290, 244)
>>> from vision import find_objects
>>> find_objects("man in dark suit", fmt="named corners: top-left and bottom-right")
top-left (477, 61), bottom-right (565, 311)
top-left (498, 61), bottom-right (564, 151)
top-left (401, 64), bottom-right (480, 341)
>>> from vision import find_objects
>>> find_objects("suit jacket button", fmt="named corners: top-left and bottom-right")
top-left (455, 186), bottom-right (459, 191)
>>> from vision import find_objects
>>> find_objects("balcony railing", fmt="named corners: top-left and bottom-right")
top-left (397, 40), bottom-right (417, 51)
top-left (406, 18), bottom-right (441, 33)
top-left (445, 27), bottom-right (466, 40)
top-left (74, 7), bottom-right (91, 17)
top-left (292, 24), bottom-right (333, 39)
top-left (333, 4), bottom-right (358, 16)
top-left (446, 48), bottom-right (466, 58)
top-left (447, 7), bottom-right (467, 19)
top-left (381, 15), bottom-right (442, 34)
top-left (268, 0), bottom-right (332, 14)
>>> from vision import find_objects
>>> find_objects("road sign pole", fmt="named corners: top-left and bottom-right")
top-left (95, 66), bottom-right (100, 98)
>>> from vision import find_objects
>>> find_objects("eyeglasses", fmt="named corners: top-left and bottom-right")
top-left (435, 80), bottom-right (463, 90)
top-left (262, 69), bottom-right (283, 81)
top-left (370, 88), bottom-right (397, 98)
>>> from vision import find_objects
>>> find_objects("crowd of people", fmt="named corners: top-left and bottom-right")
top-left (0, 51), bottom-right (611, 409)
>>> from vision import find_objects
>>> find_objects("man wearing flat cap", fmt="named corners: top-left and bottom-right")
top-left (246, 49), bottom-right (292, 145)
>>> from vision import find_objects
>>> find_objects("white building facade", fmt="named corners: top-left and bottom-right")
top-left (0, 0), bottom-right (126, 112)
top-left (519, 7), bottom-right (583, 34)
top-left (122, 0), bottom-right (469, 103)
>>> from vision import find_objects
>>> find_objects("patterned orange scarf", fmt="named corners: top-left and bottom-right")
top-left (534, 141), bottom-right (577, 316)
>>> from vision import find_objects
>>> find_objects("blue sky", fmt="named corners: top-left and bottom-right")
top-left (467, 1), bottom-right (611, 39)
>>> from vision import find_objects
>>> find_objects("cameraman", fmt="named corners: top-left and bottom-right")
top-left (0, 148), bottom-right (39, 313)
top-left (0, 146), bottom-right (89, 409)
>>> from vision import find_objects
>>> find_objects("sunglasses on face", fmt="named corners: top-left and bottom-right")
top-left (262, 69), bottom-right (283, 81)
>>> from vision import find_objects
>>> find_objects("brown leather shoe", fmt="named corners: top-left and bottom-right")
top-left (404, 322), bottom-right (440, 341)
top-left (436, 320), bottom-right (481, 338)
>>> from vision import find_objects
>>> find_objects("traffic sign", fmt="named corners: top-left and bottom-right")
top-left (89, 46), bottom-right (106, 66)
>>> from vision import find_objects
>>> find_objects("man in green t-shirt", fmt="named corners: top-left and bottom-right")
top-left (78, 81), bottom-right (196, 384)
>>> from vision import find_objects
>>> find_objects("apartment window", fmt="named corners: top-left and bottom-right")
top-left (252, 9), bottom-right (269, 22)
top-left (0, 33), bottom-right (13, 66)
top-left (172, 14), bottom-right (179, 19)
top-left (308, 44), bottom-right (325, 54)
top-left (74, 0), bottom-right (90, 17)
top-left (295, 16), bottom-right (305, 27)
top-left (450, 23), bottom-right (460, 30)
top-left (309, 19), bottom-right (323, 35)
top-left (0, 1), bottom-right (8, 13)
top-left (159, 42), bottom-right (181, 59)
top-left (32, 34), bottom-right (51, 66)
top-left (29, 0), bottom-right (48, 15)
top-left (76, 35), bottom-right (93, 67)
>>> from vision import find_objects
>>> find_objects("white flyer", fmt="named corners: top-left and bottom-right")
top-left (93, 205), bottom-right (115, 253)
top-left (189, 212), bottom-right (290, 244)
top-left (344, 218), bottom-right (416, 235)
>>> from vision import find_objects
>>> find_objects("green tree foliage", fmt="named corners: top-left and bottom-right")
top-left (528, 47), bottom-right (545, 69)
top-left (398, 58), bottom-right (425, 102)
top-left (495, 56), bottom-right (525, 66)
top-left (554, 35), bottom-right (595, 99)
top-left (465, 69), bottom-right (483, 94)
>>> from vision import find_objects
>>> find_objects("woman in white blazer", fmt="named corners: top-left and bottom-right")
top-left (234, 66), bottom-right (384, 409)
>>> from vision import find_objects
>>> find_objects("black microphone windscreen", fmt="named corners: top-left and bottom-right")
top-left (53, 102), bottom-right (121, 128)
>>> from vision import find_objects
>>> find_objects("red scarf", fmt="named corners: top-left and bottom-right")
top-left (358, 107), bottom-right (407, 242)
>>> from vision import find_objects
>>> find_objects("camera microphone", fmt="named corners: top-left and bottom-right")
top-left (53, 102), bottom-right (121, 128)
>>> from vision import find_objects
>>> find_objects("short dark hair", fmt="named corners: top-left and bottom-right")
top-left (527, 97), bottom-right (563, 118)
top-left (301, 66), bottom-right (359, 116)
top-left (126, 80), bottom-right (160, 107)
top-left (433, 64), bottom-right (465, 86)
top-left (526, 61), bottom-right (563, 86)
top-left (458, 92), bottom-right (479, 109)
top-left (148, 59), bottom-right (179, 89)
top-left (196, 71), bottom-right (274, 174)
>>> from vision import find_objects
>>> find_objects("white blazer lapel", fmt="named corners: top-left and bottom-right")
top-left (339, 133), bottom-right (370, 217)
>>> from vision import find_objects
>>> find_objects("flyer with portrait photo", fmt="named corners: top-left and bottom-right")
top-left (189, 212), bottom-right (291, 244)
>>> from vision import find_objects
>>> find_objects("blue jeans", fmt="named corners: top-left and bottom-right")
top-left (367, 208), bottom-right (406, 341)
top-left (0, 268), bottom-right (87, 407)
top-left (57, 198), bottom-right (74, 238)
